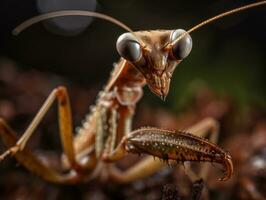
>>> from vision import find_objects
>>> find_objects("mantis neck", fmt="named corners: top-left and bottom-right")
top-left (105, 58), bottom-right (146, 92)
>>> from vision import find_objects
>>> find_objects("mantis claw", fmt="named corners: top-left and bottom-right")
top-left (126, 127), bottom-right (233, 181)
top-left (219, 154), bottom-right (233, 181)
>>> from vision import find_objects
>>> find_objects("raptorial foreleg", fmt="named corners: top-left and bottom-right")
top-left (125, 127), bottom-right (232, 181)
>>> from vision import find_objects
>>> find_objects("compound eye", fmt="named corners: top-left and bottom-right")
top-left (171, 29), bottom-right (192, 60)
top-left (116, 33), bottom-right (142, 62)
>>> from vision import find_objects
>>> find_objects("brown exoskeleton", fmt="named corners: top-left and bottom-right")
top-left (0, 1), bottom-right (265, 185)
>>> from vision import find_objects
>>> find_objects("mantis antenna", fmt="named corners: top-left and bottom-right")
top-left (13, 10), bottom-right (145, 46)
top-left (171, 1), bottom-right (266, 46)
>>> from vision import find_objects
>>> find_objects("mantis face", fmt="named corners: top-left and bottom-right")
top-left (116, 29), bottom-right (192, 100)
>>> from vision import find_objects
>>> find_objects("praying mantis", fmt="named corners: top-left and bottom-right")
top-left (0, 1), bottom-right (265, 186)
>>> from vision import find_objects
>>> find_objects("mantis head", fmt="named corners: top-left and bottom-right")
top-left (116, 29), bottom-right (192, 100)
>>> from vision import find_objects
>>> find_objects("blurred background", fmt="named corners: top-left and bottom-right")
top-left (0, 0), bottom-right (265, 199)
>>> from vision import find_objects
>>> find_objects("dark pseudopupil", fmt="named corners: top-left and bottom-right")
top-left (172, 34), bottom-right (192, 60)
top-left (119, 40), bottom-right (141, 62)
